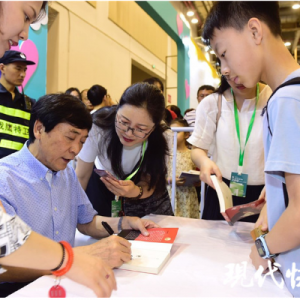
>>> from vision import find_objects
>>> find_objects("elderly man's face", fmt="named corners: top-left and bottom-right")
top-left (34, 121), bottom-right (88, 171)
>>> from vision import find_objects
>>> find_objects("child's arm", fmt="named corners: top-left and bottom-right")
top-left (266, 173), bottom-right (300, 253)
top-left (191, 146), bottom-right (222, 188)
top-left (250, 172), bottom-right (300, 271)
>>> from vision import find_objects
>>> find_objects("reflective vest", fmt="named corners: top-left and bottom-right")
top-left (0, 83), bottom-right (35, 159)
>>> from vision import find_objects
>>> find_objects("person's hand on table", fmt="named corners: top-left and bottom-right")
top-left (122, 216), bottom-right (160, 237)
top-left (199, 157), bottom-right (222, 188)
top-left (254, 187), bottom-right (268, 231)
top-left (249, 244), bottom-right (271, 274)
top-left (101, 177), bottom-right (139, 198)
top-left (76, 235), bottom-right (131, 268)
top-left (68, 250), bottom-right (117, 297)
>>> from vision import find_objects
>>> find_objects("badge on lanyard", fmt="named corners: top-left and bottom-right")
top-left (111, 196), bottom-right (122, 217)
top-left (110, 141), bottom-right (147, 216)
top-left (230, 167), bottom-right (248, 197)
top-left (229, 84), bottom-right (259, 198)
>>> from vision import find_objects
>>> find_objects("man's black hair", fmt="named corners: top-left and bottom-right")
top-left (202, 2), bottom-right (281, 43)
top-left (65, 87), bottom-right (82, 100)
top-left (197, 85), bottom-right (215, 95)
top-left (87, 85), bottom-right (107, 106)
top-left (143, 77), bottom-right (164, 93)
top-left (28, 93), bottom-right (92, 144)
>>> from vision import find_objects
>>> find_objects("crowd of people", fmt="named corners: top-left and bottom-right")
top-left (0, 0), bottom-right (299, 298)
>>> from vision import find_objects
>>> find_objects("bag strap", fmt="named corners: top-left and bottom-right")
top-left (216, 93), bottom-right (222, 130)
top-left (263, 76), bottom-right (300, 136)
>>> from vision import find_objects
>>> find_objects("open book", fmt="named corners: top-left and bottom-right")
top-left (179, 170), bottom-right (200, 186)
top-left (210, 175), bottom-right (265, 225)
top-left (117, 228), bottom-right (179, 274)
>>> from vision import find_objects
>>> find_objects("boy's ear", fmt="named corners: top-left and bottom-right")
top-left (247, 18), bottom-right (263, 45)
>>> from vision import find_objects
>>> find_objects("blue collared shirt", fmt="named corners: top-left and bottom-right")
top-left (0, 142), bottom-right (97, 246)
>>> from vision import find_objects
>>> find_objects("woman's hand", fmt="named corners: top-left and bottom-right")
top-left (166, 177), bottom-right (186, 186)
top-left (122, 216), bottom-right (160, 236)
top-left (100, 177), bottom-right (140, 198)
top-left (199, 157), bottom-right (222, 188)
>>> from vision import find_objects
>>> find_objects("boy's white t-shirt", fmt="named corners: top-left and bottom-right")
top-left (263, 68), bottom-right (300, 297)
top-left (187, 85), bottom-right (272, 185)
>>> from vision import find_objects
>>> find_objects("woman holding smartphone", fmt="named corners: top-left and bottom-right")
top-left (76, 82), bottom-right (173, 218)
top-left (0, 2), bottom-right (116, 297)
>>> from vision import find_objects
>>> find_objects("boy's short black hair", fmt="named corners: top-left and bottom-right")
top-left (28, 93), bottom-right (92, 144)
top-left (202, 2), bottom-right (281, 43)
top-left (87, 85), bottom-right (107, 106)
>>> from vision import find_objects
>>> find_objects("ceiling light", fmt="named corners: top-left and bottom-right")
top-left (292, 3), bottom-right (300, 9)
top-left (284, 41), bottom-right (291, 47)
top-left (191, 18), bottom-right (198, 24)
top-left (187, 11), bottom-right (194, 17)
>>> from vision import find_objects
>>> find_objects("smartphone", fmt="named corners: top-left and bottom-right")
top-left (94, 169), bottom-right (118, 181)
top-left (118, 229), bottom-right (141, 240)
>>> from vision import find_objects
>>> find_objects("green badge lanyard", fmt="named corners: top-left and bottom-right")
top-left (231, 83), bottom-right (259, 175)
top-left (114, 140), bottom-right (146, 203)
top-left (125, 140), bottom-right (147, 180)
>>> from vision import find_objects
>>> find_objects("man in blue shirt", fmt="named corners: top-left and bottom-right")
top-left (0, 93), bottom-right (158, 295)
top-left (202, 2), bottom-right (300, 297)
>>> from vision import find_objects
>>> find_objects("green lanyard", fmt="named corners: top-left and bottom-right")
top-left (125, 140), bottom-right (147, 180)
top-left (231, 83), bottom-right (259, 171)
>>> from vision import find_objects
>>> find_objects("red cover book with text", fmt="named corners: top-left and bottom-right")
top-left (135, 228), bottom-right (179, 243)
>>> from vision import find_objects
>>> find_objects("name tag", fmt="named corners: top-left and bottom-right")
top-left (111, 199), bottom-right (122, 217)
top-left (229, 172), bottom-right (248, 197)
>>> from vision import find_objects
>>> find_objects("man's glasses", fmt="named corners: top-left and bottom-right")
top-left (115, 115), bottom-right (154, 139)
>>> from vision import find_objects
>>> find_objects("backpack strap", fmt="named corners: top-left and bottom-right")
top-left (263, 76), bottom-right (300, 208)
top-left (216, 93), bottom-right (222, 130)
top-left (262, 76), bottom-right (300, 136)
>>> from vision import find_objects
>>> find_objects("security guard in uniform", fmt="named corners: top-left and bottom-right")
top-left (0, 50), bottom-right (36, 159)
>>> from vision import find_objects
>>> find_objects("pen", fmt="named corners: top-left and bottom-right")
top-left (102, 221), bottom-right (114, 236)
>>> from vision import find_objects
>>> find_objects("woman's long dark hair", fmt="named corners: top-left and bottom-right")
top-left (215, 75), bottom-right (230, 94)
top-left (93, 83), bottom-right (168, 194)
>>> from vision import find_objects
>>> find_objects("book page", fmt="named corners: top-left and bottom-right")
top-left (118, 243), bottom-right (170, 274)
top-left (210, 175), bottom-right (233, 212)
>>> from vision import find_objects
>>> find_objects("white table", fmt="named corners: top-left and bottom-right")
top-left (9, 215), bottom-right (292, 298)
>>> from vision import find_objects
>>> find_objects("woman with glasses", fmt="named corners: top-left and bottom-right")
top-left (188, 75), bottom-right (272, 222)
top-left (76, 82), bottom-right (173, 218)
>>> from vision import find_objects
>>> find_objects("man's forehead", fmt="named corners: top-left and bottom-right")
top-left (199, 89), bottom-right (213, 94)
top-left (9, 62), bottom-right (28, 68)
top-left (57, 122), bottom-right (89, 136)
